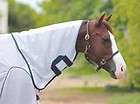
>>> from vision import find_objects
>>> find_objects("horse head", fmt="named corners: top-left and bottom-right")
top-left (76, 14), bottom-right (127, 79)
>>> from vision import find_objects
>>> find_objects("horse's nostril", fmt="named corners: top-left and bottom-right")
top-left (121, 66), bottom-right (124, 71)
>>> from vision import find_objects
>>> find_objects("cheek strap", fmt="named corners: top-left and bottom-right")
top-left (96, 50), bottom-right (119, 71)
top-left (85, 50), bottom-right (119, 71)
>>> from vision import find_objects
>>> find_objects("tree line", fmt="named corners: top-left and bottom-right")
top-left (8, 0), bottom-right (140, 87)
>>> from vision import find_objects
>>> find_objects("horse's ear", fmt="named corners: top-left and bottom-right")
top-left (105, 15), bottom-right (112, 21)
top-left (98, 13), bottom-right (105, 24)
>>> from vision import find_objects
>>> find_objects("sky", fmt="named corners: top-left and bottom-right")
top-left (16, 0), bottom-right (43, 12)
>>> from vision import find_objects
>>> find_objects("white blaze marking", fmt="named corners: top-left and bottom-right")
top-left (109, 31), bottom-right (127, 79)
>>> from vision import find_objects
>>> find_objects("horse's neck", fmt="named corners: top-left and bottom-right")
top-left (76, 21), bottom-right (87, 53)
top-left (15, 20), bottom-right (83, 65)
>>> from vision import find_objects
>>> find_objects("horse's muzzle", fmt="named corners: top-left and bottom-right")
top-left (114, 65), bottom-right (127, 79)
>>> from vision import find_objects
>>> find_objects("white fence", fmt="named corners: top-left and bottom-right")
top-left (0, 0), bottom-right (8, 33)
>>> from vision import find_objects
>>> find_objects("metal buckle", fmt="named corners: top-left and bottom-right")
top-left (100, 59), bottom-right (106, 66)
top-left (85, 33), bottom-right (90, 40)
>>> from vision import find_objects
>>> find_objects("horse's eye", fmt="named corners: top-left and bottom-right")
top-left (102, 38), bottom-right (111, 48)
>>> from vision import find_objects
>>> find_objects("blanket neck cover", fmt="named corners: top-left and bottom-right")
top-left (0, 20), bottom-right (83, 89)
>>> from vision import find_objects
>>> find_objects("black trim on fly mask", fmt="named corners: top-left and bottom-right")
top-left (51, 55), bottom-right (73, 76)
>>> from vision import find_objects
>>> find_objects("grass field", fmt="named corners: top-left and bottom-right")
top-left (40, 86), bottom-right (140, 104)
top-left (40, 55), bottom-right (140, 104)
top-left (109, 93), bottom-right (140, 104)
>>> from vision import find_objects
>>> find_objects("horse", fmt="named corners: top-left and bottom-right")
top-left (0, 14), bottom-right (127, 104)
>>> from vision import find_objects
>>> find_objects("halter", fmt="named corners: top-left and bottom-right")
top-left (84, 21), bottom-right (119, 71)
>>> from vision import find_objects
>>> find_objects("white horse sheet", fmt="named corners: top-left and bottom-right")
top-left (0, 20), bottom-right (82, 104)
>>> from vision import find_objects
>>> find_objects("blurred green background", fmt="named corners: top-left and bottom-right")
top-left (5, 0), bottom-right (140, 104)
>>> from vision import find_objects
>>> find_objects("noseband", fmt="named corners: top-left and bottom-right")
top-left (84, 21), bottom-right (119, 71)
